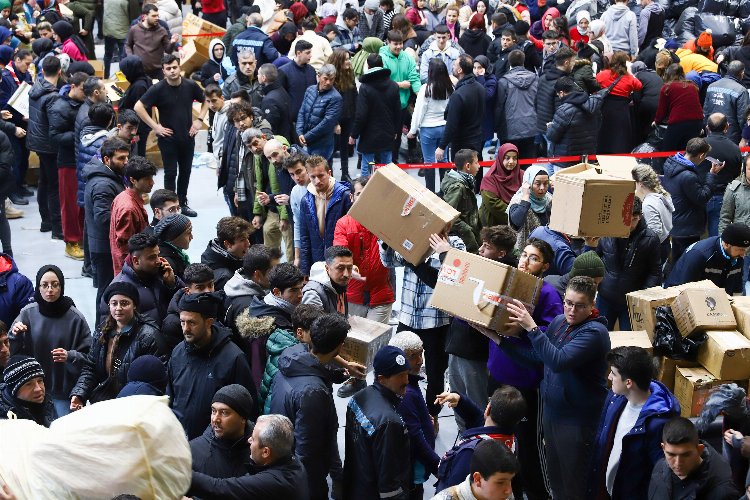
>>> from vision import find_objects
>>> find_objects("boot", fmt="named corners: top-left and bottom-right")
top-left (65, 242), bottom-right (84, 260)
top-left (4, 199), bottom-right (23, 219)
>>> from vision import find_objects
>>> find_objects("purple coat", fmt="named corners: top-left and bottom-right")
top-left (487, 281), bottom-right (563, 389)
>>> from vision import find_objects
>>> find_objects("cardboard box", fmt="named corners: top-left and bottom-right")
top-left (89, 60), bottom-right (104, 78)
top-left (429, 249), bottom-right (543, 334)
top-left (349, 164), bottom-right (460, 266)
top-left (626, 280), bottom-right (720, 340)
top-left (104, 80), bottom-right (129, 104)
top-left (697, 330), bottom-right (750, 380)
top-left (182, 13), bottom-right (226, 49)
top-left (674, 366), bottom-right (724, 417)
top-left (731, 297), bottom-right (750, 339)
top-left (180, 40), bottom-right (210, 77)
top-left (549, 163), bottom-right (636, 237)
top-left (657, 357), bottom-right (700, 393)
top-left (671, 289), bottom-right (736, 337)
top-left (609, 330), bottom-right (653, 353)
top-left (340, 315), bottom-right (393, 370)
top-left (595, 155), bottom-right (639, 180)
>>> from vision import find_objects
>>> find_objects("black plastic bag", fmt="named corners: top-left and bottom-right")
top-left (652, 306), bottom-right (708, 360)
top-left (668, 0), bottom-right (698, 20)
top-left (698, 0), bottom-right (729, 15)
top-left (674, 7), bottom-right (699, 44)
top-left (695, 13), bottom-right (736, 49)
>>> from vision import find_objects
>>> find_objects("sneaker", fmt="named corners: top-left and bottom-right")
top-left (65, 242), bottom-right (84, 260)
top-left (81, 265), bottom-right (94, 279)
top-left (9, 193), bottom-right (28, 205)
top-left (336, 377), bottom-right (367, 398)
top-left (418, 168), bottom-right (426, 177)
top-left (4, 200), bottom-right (23, 219)
top-left (51, 232), bottom-right (64, 241)
top-left (40, 221), bottom-right (52, 232)
top-left (181, 205), bottom-right (197, 217)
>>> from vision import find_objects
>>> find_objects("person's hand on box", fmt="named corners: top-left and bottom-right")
top-left (345, 361), bottom-right (366, 379)
top-left (584, 236), bottom-right (600, 248)
top-left (429, 233), bottom-right (451, 254)
top-left (506, 299), bottom-right (537, 332)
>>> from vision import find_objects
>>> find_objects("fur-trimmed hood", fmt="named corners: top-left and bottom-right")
top-left (234, 311), bottom-right (276, 339)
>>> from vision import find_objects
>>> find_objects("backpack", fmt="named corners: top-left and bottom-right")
top-left (435, 432), bottom-right (516, 491)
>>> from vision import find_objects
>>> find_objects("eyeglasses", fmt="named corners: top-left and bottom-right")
top-left (519, 253), bottom-right (541, 264)
top-left (39, 282), bottom-right (60, 290)
top-left (563, 299), bottom-right (589, 310)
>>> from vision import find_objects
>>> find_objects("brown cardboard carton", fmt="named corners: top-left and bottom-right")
top-left (657, 357), bottom-right (700, 392)
top-left (609, 330), bottom-right (652, 353)
top-left (349, 164), bottom-right (460, 266)
top-left (731, 297), bottom-right (750, 339)
top-left (429, 249), bottom-right (543, 333)
top-left (180, 40), bottom-right (209, 77)
top-left (595, 155), bottom-right (639, 180)
top-left (89, 60), bottom-right (104, 78)
top-left (339, 316), bottom-right (393, 370)
top-left (549, 163), bottom-right (636, 237)
top-left (182, 13), bottom-right (225, 49)
top-left (626, 280), bottom-right (720, 340)
top-left (674, 366), bottom-right (724, 417)
top-left (671, 289), bottom-right (736, 337)
top-left (697, 330), bottom-right (750, 380)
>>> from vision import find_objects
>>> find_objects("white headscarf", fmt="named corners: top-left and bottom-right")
top-left (576, 10), bottom-right (591, 35)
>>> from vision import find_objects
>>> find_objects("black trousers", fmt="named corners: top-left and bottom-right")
top-left (397, 322), bottom-right (449, 417)
top-left (334, 117), bottom-right (354, 175)
top-left (159, 138), bottom-right (195, 204)
top-left (672, 235), bottom-right (700, 263)
top-left (37, 152), bottom-right (61, 233)
top-left (202, 10), bottom-right (228, 27)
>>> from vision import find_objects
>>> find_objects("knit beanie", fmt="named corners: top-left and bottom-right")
top-left (178, 291), bottom-right (222, 318)
top-left (570, 251), bottom-right (605, 278)
top-left (0, 0), bottom-right (10, 11)
top-left (212, 384), bottom-right (254, 419)
top-left (103, 281), bottom-right (141, 308)
top-left (697, 30), bottom-right (712, 49)
top-left (52, 20), bottom-right (74, 41)
top-left (373, 345), bottom-right (410, 377)
top-left (127, 355), bottom-right (168, 391)
top-left (153, 214), bottom-right (191, 243)
top-left (722, 223), bottom-right (750, 248)
top-left (3, 355), bottom-right (44, 397)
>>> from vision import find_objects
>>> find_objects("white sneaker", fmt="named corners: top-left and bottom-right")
top-left (5, 199), bottom-right (23, 219)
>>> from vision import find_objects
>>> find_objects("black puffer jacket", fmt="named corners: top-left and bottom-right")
top-left (595, 218), bottom-right (662, 307)
top-left (26, 78), bottom-right (59, 155)
top-left (439, 74), bottom-right (486, 150)
top-left (218, 123), bottom-right (239, 193)
top-left (48, 85), bottom-right (83, 167)
top-left (189, 422), bottom-right (254, 478)
top-left (201, 239), bottom-right (243, 291)
top-left (459, 29), bottom-right (491, 59)
top-left (74, 97), bottom-right (92, 165)
top-left (0, 120), bottom-right (17, 198)
top-left (0, 384), bottom-right (55, 426)
top-left (535, 66), bottom-right (568, 133)
top-left (269, 343), bottom-right (339, 500)
top-left (83, 158), bottom-right (125, 254)
top-left (350, 67), bottom-right (401, 154)
top-left (662, 153), bottom-right (715, 238)
top-left (260, 79), bottom-right (293, 140)
top-left (546, 90), bottom-right (605, 156)
top-left (70, 313), bottom-right (161, 403)
top-left (118, 56), bottom-right (152, 149)
top-left (344, 382), bottom-right (411, 500)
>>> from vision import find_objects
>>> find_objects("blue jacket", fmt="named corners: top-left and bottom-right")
top-left (529, 226), bottom-right (579, 277)
top-left (83, 158), bottom-right (125, 254)
top-left (397, 374), bottom-right (439, 483)
top-left (0, 254), bottom-right (34, 327)
top-left (665, 236), bottom-right (745, 295)
top-left (296, 85), bottom-right (343, 148)
top-left (230, 25), bottom-right (279, 68)
top-left (298, 181), bottom-right (353, 276)
top-left (76, 125), bottom-right (109, 207)
top-left (0, 63), bottom-right (32, 124)
top-left (280, 60), bottom-right (317, 116)
top-left (501, 313), bottom-right (611, 425)
top-left (587, 381), bottom-right (680, 500)
top-left (662, 153), bottom-right (715, 238)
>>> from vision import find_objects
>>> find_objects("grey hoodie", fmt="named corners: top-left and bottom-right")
top-left (642, 192), bottom-right (674, 243)
top-left (638, 2), bottom-right (664, 47)
top-left (301, 261), bottom-right (343, 314)
top-left (601, 3), bottom-right (639, 56)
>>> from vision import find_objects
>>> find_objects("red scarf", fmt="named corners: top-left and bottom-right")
top-left (6, 62), bottom-right (19, 85)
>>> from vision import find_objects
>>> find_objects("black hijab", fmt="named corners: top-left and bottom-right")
top-left (34, 265), bottom-right (75, 318)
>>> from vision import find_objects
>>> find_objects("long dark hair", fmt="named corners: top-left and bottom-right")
top-left (426, 58), bottom-right (454, 100)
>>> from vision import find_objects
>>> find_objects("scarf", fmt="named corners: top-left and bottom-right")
top-left (352, 37), bottom-right (383, 76)
top-left (576, 11), bottom-right (590, 36)
top-left (264, 292), bottom-right (295, 315)
top-left (480, 143), bottom-right (522, 203)
top-left (34, 264), bottom-right (75, 318)
top-left (6, 61), bottom-right (19, 85)
top-left (163, 241), bottom-right (191, 267)
top-left (522, 164), bottom-right (551, 213)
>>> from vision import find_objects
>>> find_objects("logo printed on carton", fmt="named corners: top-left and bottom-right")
top-left (705, 296), bottom-right (717, 311)
top-left (401, 195), bottom-right (418, 216)
top-left (622, 193), bottom-right (635, 225)
top-left (597, 195), bottom-right (612, 225)
top-left (438, 263), bottom-right (460, 285)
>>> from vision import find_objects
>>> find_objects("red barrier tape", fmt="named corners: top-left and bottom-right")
top-left (384, 147), bottom-right (750, 169)
top-left (181, 32), bottom-right (227, 37)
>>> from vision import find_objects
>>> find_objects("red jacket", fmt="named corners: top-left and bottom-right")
top-left (333, 215), bottom-right (395, 307)
top-left (201, 0), bottom-right (226, 15)
top-left (110, 188), bottom-right (149, 275)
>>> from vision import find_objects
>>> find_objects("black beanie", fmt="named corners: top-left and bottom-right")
top-left (127, 355), bottom-right (168, 391)
top-left (178, 291), bottom-right (222, 318)
top-left (212, 384), bottom-right (254, 419)
top-left (722, 223), bottom-right (750, 248)
top-left (103, 281), bottom-right (141, 308)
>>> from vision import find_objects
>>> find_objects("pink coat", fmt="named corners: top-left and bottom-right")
top-left (61, 38), bottom-right (88, 62)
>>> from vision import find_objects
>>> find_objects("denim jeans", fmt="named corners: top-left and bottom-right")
top-left (743, 256), bottom-right (750, 296)
top-left (359, 150), bottom-right (392, 176)
top-left (103, 36), bottom-right (125, 79)
top-left (707, 194), bottom-right (723, 237)
top-left (596, 295), bottom-right (631, 330)
top-left (53, 398), bottom-right (71, 419)
top-left (307, 142), bottom-right (334, 167)
top-left (419, 125), bottom-right (445, 192)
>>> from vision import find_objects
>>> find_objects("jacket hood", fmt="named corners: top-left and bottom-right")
top-left (235, 309), bottom-right (276, 339)
top-left (81, 126), bottom-right (109, 147)
top-left (277, 342), bottom-right (331, 381)
top-left (541, 66), bottom-right (567, 83)
top-left (461, 29), bottom-right (486, 42)
top-left (561, 90), bottom-right (589, 107)
top-left (608, 3), bottom-right (630, 20)
top-left (83, 158), bottom-right (122, 183)
top-left (224, 270), bottom-right (265, 298)
top-left (647, 192), bottom-right (675, 213)
top-left (208, 39), bottom-right (225, 64)
top-left (119, 55), bottom-right (147, 83)
top-left (359, 66), bottom-right (392, 83)
top-left (504, 67), bottom-right (536, 89)
top-left (201, 239), bottom-right (242, 271)
top-left (643, 2), bottom-right (663, 13)
top-left (308, 261), bottom-right (335, 293)
top-left (0, 253), bottom-right (17, 279)
top-left (249, 295), bottom-right (293, 329)
top-left (638, 380), bottom-right (680, 421)
top-left (28, 78), bottom-right (57, 99)
top-left (266, 328), bottom-right (298, 358)
top-left (573, 58), bottom-right (592, 70)
top-left (663, 153), bottom-right (695, 178)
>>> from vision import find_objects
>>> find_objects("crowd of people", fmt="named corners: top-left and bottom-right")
top-left (1, 0), bottom-right (750, 498)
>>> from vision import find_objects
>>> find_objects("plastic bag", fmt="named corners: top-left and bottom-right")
top-left (668, 0), bottom-right (698, 20)
top-left (674, 7), bottom-right (699, 44)
top-left (0, 395), bottom-right (191, 500)
top-left (698, 0), bottom-right (729, 15)
top-left (695, 13), bottom-right (737, 48)
top-left (651, 305), bottom-right (708, 360)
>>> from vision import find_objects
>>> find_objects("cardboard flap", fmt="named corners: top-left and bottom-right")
top-left (596, 155), bottom-right (639, 179)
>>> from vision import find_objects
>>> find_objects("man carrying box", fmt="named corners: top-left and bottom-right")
top-left (502, 276), bottom-right (610, 500)
top-left (665, 222), bottom-right (750, 296)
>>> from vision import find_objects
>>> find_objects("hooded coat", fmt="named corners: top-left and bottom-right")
top-left (189, 423), bottom-right (254, 478)
top-left (269, 343), bottom-right (339, 500)
top-left (76, 125), bottom-right (109, 207)
top-left (546, 89), bottom-right (605, 157)
top-left (496, 66), bottom-right (538, 141)
top-left (200, 39), bottom-right (230, 87)
top-left (350, 67), bottom-right (401, 154)
top-left (201, 239), bottom-right (243, 291)
top-left (83, 158), bottom-right (125, 255)
top-left (662, 153), bottom-right (715, 238)
top-left (222, 270), bottom-right (266, 335)
top-left (441, 169), bottom-right (481, 253)
top-left (167, 323), bottom-right (254, 440)
top-left (600, 3), bottom-right (639, 56)
top-left (48, 85), bottom-right (83, 167)
top-left (535, 66), bottom-right (567, 134)
top-left (587, 381), bottom-right (680, 500)
top-left (0, 254), bottom-right (34, 327)
top-left (26, 78), bottom-right (59, 155)
top-left (301, 261), bottom-right (347, 315)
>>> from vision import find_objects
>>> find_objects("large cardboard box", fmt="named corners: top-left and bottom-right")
top-left (549, 163), bottom-right (636, 237)
top-left (609, 330), bottom-right (653, 353)
top-left (339, 315), bottom-right (393, 371)
top-left (657, 357), bottom-right (700, 393)
top-left (104, 79), bottom-right (129, 104)
top-left (697, 330), bottom-right (750, 380)
top-left (182, 13), bottom-right (226, 49)
top-left (89, 60), bottom-right (104, 78)
top-left (349, 164), bottom-right (460, 266)
top-left (626, 280), bottom-right (720, 340)
top-left (731, 297), bottom-right (750, 339)
top-left (595, 155), bottom-right (639, 180)
top-left (429, 249), bottom-right (543, 334)
top-left (180, 40), bottom-right (210, 77)
top-left (671, 289), bottom-right (736, 337)
top-left (674, 366), bottom-right (724, 417)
